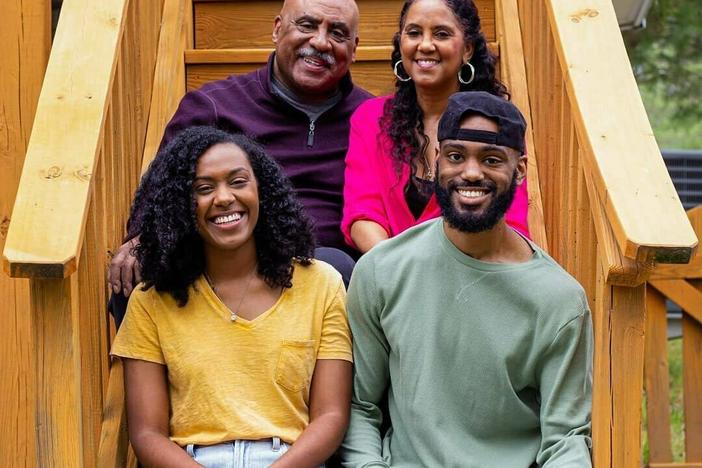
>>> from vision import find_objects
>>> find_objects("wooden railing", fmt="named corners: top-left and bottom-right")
top-left (0, 1), bottom-right (51, 466)
top-left (2, 0), bottom-right (698, 466)
top-left (517, 1), bottom-right (697, 467)
top-left (645, 206), bottom-right (702, 467)
top-left (2, 0), bottom-right (165, 465)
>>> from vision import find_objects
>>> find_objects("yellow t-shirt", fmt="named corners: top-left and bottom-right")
top-left (110, 260), bottom-right (352, 446)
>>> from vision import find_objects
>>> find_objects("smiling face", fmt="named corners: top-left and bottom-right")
top-left (436, 114), bottom-right (526, 233)
top-left (193, 143), bottom-right (259, 254)
top-left (399, 0), bottom-right (473, 91)
top-left (272, 0), bottom-right (359, 101)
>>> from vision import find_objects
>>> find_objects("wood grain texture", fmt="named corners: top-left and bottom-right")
top-left (583, 152), bottom-right (653, 286)
top-left (2, 0), bottom-right (130, 278)
top-left (186, 60), bottom-right (397, 97)
top-left (1, 0), bottom-right (164, 465)
top-left (0, 0), bottom-right (50, 466)
top-left (184, 43), bottom-right (498, 64)
top-left (184, 42), bottom-right (499, 98)
top-left (592, 267), bottom-right (612, 468)
top-left (97, 360), bottom-right (129, 468)
top-left (646, 208), bottom-right (702, 466)
top-left (516, 0), bottom-right (597, 303)
top-left (516, 2), bottom-right (650, 465)
top-left (141, 0), bottom-right (191, 172)
top-left (683, 287), bottom-right (702, 462)
top-left (193, 0), bottom-right (495, 49)
top-left (651, 206), bottom-right (702, 280)
top-left (649, 279), bottom-right (702, 325)
top-left (495, 0), bottom-right (548, 251)
top-left (545, 0), bottom-right (697, 263)
top-left (645, 287), bottom-right (674, 463)
top-left (610, 284), bottom-right (646, 468)
top-left (30, 277), bottom-right (84, 467)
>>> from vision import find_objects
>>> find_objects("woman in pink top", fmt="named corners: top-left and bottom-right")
top-left (342, 0), bottom-right (529, 252)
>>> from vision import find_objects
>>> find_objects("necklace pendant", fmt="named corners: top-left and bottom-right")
top-left (230, 312), bottom-right (237, 322)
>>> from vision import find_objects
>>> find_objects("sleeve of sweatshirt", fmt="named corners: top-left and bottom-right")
top-left (536, 308), bottom-right (594, 468)
top-left (340, 254), bottom-right (391, 468)
top-left (159, 89), bottom-right (218, 151)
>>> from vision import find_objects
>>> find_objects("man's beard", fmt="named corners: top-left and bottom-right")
top-left (435, 170), bottom-right (518, 233)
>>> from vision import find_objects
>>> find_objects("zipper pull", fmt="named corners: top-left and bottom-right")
top-left (307, 120), bottom-right (316, 147)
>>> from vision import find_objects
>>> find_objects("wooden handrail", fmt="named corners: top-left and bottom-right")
top-left (141, 0), bottom-right (191, 173)
top-left (0, 0), bottom-right (164, 464)
top-left (2, 0), bottom-right (129, 278)
top-left (546, 0), bottom-right (698, 265)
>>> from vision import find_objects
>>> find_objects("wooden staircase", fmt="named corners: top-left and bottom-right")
top-left (1, 0), bottom-right (698, 466)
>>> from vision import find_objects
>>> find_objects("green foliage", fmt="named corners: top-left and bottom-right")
top-left (623, 0), bottom-right (702, 147)
top-left (640, 86), bottom-right (702, 148)
top-left (667, 338), bottom-right (684, 461)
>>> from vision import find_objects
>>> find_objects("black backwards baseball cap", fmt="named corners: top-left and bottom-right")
top-left (438, 91), bottom-right (527, 155)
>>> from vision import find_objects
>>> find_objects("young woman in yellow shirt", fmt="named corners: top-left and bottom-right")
top-left (111, 126), bottom-right (353, 468)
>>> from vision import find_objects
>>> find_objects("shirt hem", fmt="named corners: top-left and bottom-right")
top-left (317, 353), bottom-right (353, 363)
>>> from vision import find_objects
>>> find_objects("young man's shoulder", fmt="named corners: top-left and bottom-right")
top-left (355, 219), bottom-right (439, 273)
top-left (531, 246), bottom-right (587, 295)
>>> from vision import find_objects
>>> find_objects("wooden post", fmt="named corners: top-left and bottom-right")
top-left (592, 275), bottom-right (647, 467)
top-left (683, 279), bottom-right (702, 462)
top-left (591, 266), bottom-right (613, 468)
top-left (31, 277), bottom-right (85, 467)
top-left (645, 287), bottom-right (674, 463)
top-left (0, 0), bottom-right (51, 466)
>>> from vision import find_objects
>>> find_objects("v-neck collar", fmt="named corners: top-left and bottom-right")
top-left (196, 276), bottom-right (287, 329)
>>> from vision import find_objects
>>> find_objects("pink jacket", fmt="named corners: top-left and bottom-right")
top-left (342, 96), bottom-right (530, 249)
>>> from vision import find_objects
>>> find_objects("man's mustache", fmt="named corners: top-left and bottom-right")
top-left (298, 47), bottom-right (336, 66)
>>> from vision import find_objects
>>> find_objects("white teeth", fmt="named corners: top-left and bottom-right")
top-left (304, 57), bottom-right (323, 66)
top-left (213, 213), bottom-right (242, 225)
top-left (417, 59), bottom-right (438, 66)
top-left (457, 189), bottom-right (485, 198)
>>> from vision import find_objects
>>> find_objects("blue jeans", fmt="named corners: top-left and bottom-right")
top-left (186, 438), bottom-right (325, 468)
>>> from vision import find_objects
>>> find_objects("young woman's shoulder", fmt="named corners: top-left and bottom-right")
top-left (292, 259), bottom-right (344, 293)
top-left (129, 279), bottom-right (201, 311)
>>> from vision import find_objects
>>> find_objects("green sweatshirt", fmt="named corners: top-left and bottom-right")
top-left (341, 219), bottom-right (593, 468)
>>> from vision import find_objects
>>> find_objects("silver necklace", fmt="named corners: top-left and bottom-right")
top-left (205, 264), bottom-right (257, 322)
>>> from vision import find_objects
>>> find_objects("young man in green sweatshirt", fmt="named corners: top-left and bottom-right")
top-left (341, 92), bottom-right (593, 467)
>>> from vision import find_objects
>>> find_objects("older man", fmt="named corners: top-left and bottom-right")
top-left (109, 0), bottom-right (371, 318)
top-left (342, 92), bottom-right (593, 467)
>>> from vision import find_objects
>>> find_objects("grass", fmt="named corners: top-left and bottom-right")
top-left (642, 338), bottom-right (685, 463)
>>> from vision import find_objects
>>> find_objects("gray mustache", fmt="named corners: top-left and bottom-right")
top-left (298, 47), bottom-right (336, 66)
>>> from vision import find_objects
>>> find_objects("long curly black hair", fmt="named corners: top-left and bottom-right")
top-left (382, 0), bottom-right (510, 168)
top-left (130, 126), bottom-right (315, 306)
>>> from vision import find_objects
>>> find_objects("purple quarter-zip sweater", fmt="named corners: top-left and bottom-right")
top-left (134, 54), bottom-right (372, 253)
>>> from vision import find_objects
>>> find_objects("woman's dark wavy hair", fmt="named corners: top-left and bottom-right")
top-left (129, 126), bottom-right (315, 306)
top-left (382, 0), bottom-right (510, 168)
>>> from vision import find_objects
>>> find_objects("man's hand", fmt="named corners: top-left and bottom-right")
top-left (108, 237), bottom-right (141, 297)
